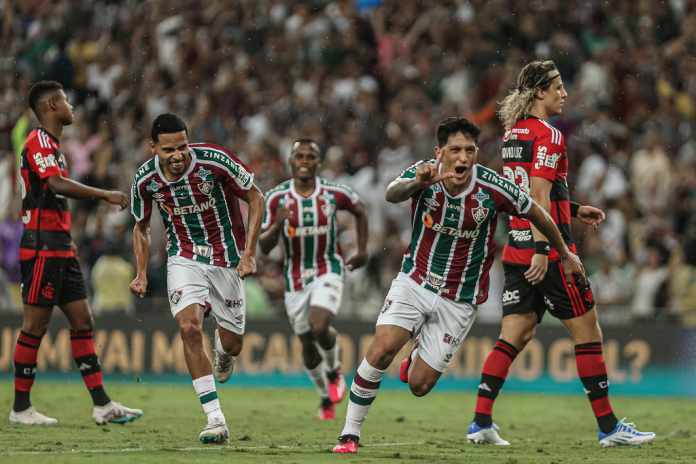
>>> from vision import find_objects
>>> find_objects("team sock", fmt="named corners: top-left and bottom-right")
top-left (340, 358), bottom-right (384, 438)
top-left (474, 339), bottom-right (519, 427)
top-left (70, 330), bottom-right (110, 406)
top-left (319, 340), bottom-right (341, 374)
top-left (193, 374), bottom-right (225, 424)
top-left (13, 331), bottom-right (42, 412)
top-left (306, 363), bottom-right (329, 399)
top-left (575, 342), bottom-right (618, 434)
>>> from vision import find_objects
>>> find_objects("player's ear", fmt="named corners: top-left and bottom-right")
top-left (149, 140), bottom-right (156, 155)
top-left (434, 145), bottom-right (441, 160)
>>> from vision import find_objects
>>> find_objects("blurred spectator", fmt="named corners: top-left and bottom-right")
top-left (90, 241), bottom-right (134, 315)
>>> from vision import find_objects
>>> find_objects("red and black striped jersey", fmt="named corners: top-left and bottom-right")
top-left (19, 128), bottom-right (73, 261)
top-left (501, 116), bottom-right (575, 264)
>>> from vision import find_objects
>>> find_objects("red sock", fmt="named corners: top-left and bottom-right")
top-left (14, 331), bottom-right (42, 411)
top-left (473, 339), bottom-right (519, 426)
top-left (575, 342), bottom-right (617, 433)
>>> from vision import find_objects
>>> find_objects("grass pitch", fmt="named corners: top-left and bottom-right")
top-left (0, 380), bottom-right (692, 463)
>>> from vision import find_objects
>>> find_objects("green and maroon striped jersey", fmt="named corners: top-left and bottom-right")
top-left (263, 177), bottom-right (361, 292)
top-left (130, 143), bottom-right (254, 268)
top-left (397, 160), bottom-right (532, 304)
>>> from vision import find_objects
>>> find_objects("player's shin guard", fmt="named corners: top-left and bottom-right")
top-left (13, 331), bottom-right (42, 412)
top-left (70, 330), bottom-right (110, 406)
top-left (474, 339), bottom-right (519, 427)
top-left (340, 359), bottom-right (384, 438)
top-left (193, 374), bottom-right (225, 424)
top-left (575, 342), bottom-right (618, 433)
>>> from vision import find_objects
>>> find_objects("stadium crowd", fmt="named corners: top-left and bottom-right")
top-left (2, 0), bottom-right (696, 325)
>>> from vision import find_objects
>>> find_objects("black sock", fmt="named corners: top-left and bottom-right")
top-left (13, 391), bottom-right (31, 412)
top-left (89, 387), bottom-right (111, 407)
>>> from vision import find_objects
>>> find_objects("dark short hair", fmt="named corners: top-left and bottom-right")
top-left (291, 138), bottom-right (321, 155)
top-left (151, 113), bottom-right (188, 142)
top-left (28, 80), bottom-right (63, 114)
top-left (436, 117), bottom-right (481, 147)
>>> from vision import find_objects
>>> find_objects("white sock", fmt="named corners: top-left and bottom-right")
top-left (341, 358), bottom-right (384, 438)
top-left (192, 374), bottom-right (225, 424)
top-left (319, 341), bottom-right (340, 372)
top-left (306, 363), bottom-right (329, 398)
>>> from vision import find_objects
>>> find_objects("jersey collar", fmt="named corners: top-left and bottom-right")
top-left (439, 164), bottom-right (478, 199)
top-left (155, 148), bottom-right (198, 184)
top-left (290, 176), bottom-right (321, 199)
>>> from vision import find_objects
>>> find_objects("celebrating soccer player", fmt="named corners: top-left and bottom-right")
top-left (129, 113), bottom-right (264, 443)
top-left (332, 117), bottom-right (585, 454)
top-left (11, 81), bottom-right (142, 426)
top-left (467, 60), bottom-right (655, 447)
top-left (260, 139), bottom-right (368, 420)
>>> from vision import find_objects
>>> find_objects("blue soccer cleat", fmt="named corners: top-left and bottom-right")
top-left (467, 421), bottom-right (510, 446)
top-left (598, 418), bottom-right (655, 447)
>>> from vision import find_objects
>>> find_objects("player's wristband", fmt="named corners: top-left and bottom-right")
top-left (570, 202), bottom-right (581, 218)
top-left (535, 241), bottom-right (550, 255)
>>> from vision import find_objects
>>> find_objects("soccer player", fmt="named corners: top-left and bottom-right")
top-left (467, 60), bottom-right (655, 447)
top-left (332, 117), bottom-right (585, 454)
top-left (129, 113), bottom-right (264, 443)
top-left (259, 139), bottom-right (368, 420)
top-left (11, 81), bottom-right (142, 426)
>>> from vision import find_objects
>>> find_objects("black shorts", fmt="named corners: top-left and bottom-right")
top-left (502, 261), bottom-right (595, 322)
top-left (21, 256), bottom-right (87, 307)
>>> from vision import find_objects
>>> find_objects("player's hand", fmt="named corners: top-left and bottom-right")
top-left (345, 251), bottom-right (368, 271)
top-left (104, 190), bottom-right (128, 210)
top-left (415, 158), bottom-right (455, 187)
top-left (524, 253), bottom-right (548, 285)
top-left (577, 205), bottom-right (606, 230)
top-left (129, 275), bottom-right (148, 298)
top-left (237, 253), bottom-right (257, 279)
top-left (560, 251), bottom-right (586, 283)
top-left (275, 207), bottom-right (291, 224)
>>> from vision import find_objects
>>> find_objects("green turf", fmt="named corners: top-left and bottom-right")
top-left (0, 381), bottom-right (692, 463)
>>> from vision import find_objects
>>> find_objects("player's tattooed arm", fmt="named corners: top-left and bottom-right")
top-left (238, 184), bottom-right (264, 278)
top-left (385, 159), bottom-right (454, 203)
top-left (526, 201), bottom-right (585, 280)
top-left (47, 175), bottom-right (128, 209)
top-left (129, 220), bottom-right (151, 298)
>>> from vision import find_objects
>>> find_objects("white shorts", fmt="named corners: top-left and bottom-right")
top-left (376, 272), bottom-right (477, 372)
top-left (167, 255), bottom-right (245, 334)
top-left (284, 273), bottom-right (343, 335)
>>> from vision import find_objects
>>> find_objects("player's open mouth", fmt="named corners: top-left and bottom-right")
top-left (454, 166), bottom-right (467, 174)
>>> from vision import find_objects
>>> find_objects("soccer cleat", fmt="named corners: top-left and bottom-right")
top-left (327, 369), bottom-right (346, 403)
top-left (319, 398), bottom-right (335, 420)
top-left (467, 421), bottom-right (510, 446)
top-left (332, 434), bottom-right (359, 454)
top-left (93, 401), bottom-right (143, 425)
top-left (199, 420), bottom-right (229, 444)
top-left (598, 418), bottom-right (655, 447)
top-left (213, 329), bottom-right (234, 384)
top-left (9, 407), bottom-right (58, 426)
top-left (399, 356), bottom-right (411, 383)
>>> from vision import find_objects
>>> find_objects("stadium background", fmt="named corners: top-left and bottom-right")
top-left (1, 0), bottom-right (696, 398)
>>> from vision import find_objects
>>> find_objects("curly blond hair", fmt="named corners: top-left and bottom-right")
top-left (498, 60), bottom-right (560, 130)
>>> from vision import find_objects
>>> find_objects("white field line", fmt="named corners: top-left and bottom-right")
top-left (1, 441), bottom-right (426, 456)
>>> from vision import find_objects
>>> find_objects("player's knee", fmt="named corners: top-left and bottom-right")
top-left (309, 321), bottom-right (330, 341)
top-left (21, 321), bottom-right (48, 337)
top-left (366, 342), bottom-right (399, 369)
top-left (69, 316), bottom-right (94, 332)
top-left (179, 319), bottom-right (203, 343)
top-left (409, 380), bottom-right (434, 397)
top-left (224, 337), bottom-right (243, 356)
top-left (520, 325), bottom-right (536, 346)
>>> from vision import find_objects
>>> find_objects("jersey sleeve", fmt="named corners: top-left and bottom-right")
top-left (394, 159), bottom-right (431, 183)
top-left (332, 184), bottom-right (361, 211)
top-left (262, 191), bottom-right (281, 230)
top-left (130, 175), bottom-right (153, 223)
top-left (530, 130), bottom-right (563, 181)
top-left (199, 144), bottom-right (255, 195)
top-left (487, 170), bottom-right (532, 216)
top-left (25, 138), bottom-right (62, 180)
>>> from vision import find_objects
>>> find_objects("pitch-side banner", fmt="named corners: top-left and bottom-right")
top-left (0, 314), bottom-right (693, 395)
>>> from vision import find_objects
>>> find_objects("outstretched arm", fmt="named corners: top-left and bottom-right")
top-left (47, 174), bottom-right (127, 209)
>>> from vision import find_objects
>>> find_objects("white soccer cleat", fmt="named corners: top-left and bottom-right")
top-left (213, 329), bottom-right (235, 384)
top-left (9, 407), bottom-right (58, 426)
top-left (93, 401), bottom-right (143, 425)
top-left (598, 418), bottom-right (655, 447)
top-left (199, 420), bottom-right (229, 444)
top-left (467, 421), bottom-right (510, 446)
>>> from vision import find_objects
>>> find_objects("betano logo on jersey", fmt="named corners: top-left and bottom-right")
top-left (423, 213), bottom-right (480, 239)
top-left (286, 224), bottom-right (330, 238)
top-left (160, 197), bottom-right (217, 216)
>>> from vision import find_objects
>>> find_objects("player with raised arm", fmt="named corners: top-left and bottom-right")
top-left (467, 60), bottom-right (654, 447)
top-left (332, 117), bottom-right (585, 454)
top-left (11, 81), bottom-right (142, 426)
top-left (129, 113), bottom-right (264, 443)
top-left (259, 139), bottom-right (368, 420)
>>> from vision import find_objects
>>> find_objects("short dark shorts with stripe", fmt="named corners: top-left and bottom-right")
top-left (21, 256), bottom-right (87, 307)
top-left (502, 261), bottom-right (595, 322)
